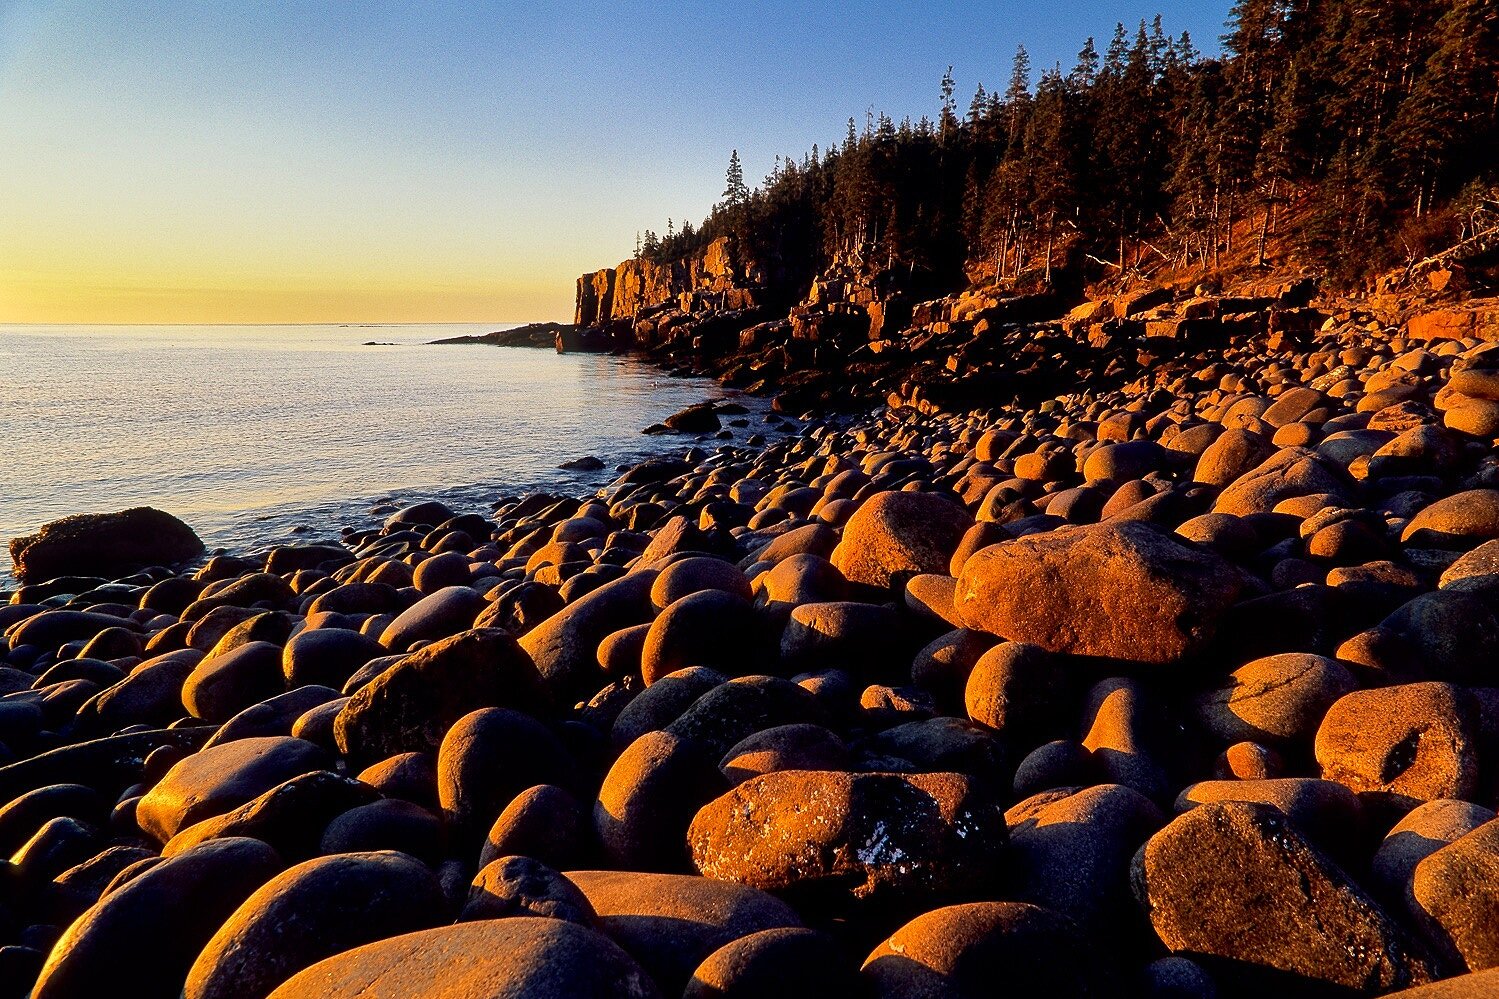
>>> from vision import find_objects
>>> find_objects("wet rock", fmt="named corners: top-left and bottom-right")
top-left (688, 769), bottom-right (1006, 912)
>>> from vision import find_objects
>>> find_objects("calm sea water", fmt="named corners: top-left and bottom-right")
top-left (0, 323), bottom-right (776, 580)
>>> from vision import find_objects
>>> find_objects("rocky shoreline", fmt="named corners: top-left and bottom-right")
top-left (7, 286), bottom-right (1499, 997)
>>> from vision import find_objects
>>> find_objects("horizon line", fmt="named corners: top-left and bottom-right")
top-left (0, 319), bottom-right (562, 328)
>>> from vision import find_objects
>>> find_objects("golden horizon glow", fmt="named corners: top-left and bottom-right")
top-left (1, 271), bottom-right (574, 326)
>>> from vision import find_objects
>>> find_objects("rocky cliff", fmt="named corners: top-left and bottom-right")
top-left (574, 236), bottom-right (769, 328)
top-left (570, 227), bottom-right (1499, 420)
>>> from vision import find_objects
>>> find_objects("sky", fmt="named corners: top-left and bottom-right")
top-left (0, 1), bottom-right (1232, 325)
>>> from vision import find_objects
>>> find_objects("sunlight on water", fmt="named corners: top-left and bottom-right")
top-left (0, 324), bottom-right (778, 578)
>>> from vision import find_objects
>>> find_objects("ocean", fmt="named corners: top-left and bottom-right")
top-left (0, 323), bottom-right (776, 580)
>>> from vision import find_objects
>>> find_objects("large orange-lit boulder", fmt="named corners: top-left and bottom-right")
top-left (954, 522), bottom-right (1248, 663)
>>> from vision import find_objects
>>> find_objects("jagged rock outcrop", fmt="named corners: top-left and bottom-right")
top-left (574, 236), bottom-right (768, 329)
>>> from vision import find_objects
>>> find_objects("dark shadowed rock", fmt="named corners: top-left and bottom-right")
top-left (162, 769), bottom-right (378, 860)
top-left (683, 927), bottom-right (858, 999)
top-left (1410, 820), bottom-right (1499, 972)
top-left (185, 850), bottom-right (446, 999)
top-left (378, 586), bottom-right (486, 651)
top-left (1132, 801), bottom-right (1435, 994)
top-left (182, 641), bottom-right (286, 723)
top-left (437, 707), bottom-right (572, 842)
top-left (1005, 783), bottom-right (1165, 940)
top-left (135, 735), bottom-right (329, 843)
top-left (9, 508), bottom-right (204, 584)
top-left (264, 917), bottom-right (660, 998)
top-left (481, 784), bottom-right (591, 871)
top-left (596, 730), bottom-right (724, 871)
top-left (461, 855), bottom-right (597, 925)
top-left (564, 870), bottom-right (800, 995)
top-left (640, 590), bottom-right (770, 686)
top-left (1373, 800), bottom-right (1495, 903)
top-left (520, 570), bottom-right (658, 702)
top-left (282, 627), bottom-right (386, 689)
top-left (334, 628), bottom-right (546, 765)
top-left (31, 837), bottom-right (282, 999)
top-left (861, 901), bottom-right (1101, 999)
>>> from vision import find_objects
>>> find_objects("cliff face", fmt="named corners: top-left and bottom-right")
top-left (574, 236), bottom-right (768, 327)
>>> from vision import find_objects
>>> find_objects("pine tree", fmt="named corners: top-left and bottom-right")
top-left (1004, 46), bottom-right (1033, 148)
top-left (968, 83), bottom-right (989, 126)
top-left (940, 66), bottom-right (959, 141)
top-left (1070, 38), bottom-right (1100, 90)
top-left (723, 150), bottom-right (750, 208)
top-left (1390, 0), bottom-right (1499, 217)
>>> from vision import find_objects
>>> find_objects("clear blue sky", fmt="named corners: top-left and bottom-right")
top-left (0, 1), bottom-right (1233, 323)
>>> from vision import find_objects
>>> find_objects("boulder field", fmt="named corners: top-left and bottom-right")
top-left (9, 299), bottom-right (1499, 996)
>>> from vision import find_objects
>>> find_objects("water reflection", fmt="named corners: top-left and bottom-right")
top-left (0, 323), bottom-right (781, 576)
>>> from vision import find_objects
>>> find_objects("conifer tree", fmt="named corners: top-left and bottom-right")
top-left (723, 150), bottom-right (749, 209)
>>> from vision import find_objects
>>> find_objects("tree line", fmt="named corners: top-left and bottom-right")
top-left (636, 1), bottom-right (1498, 292)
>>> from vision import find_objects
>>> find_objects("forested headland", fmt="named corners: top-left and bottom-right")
top-left (637, 1), bottom-right (1499, 295)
